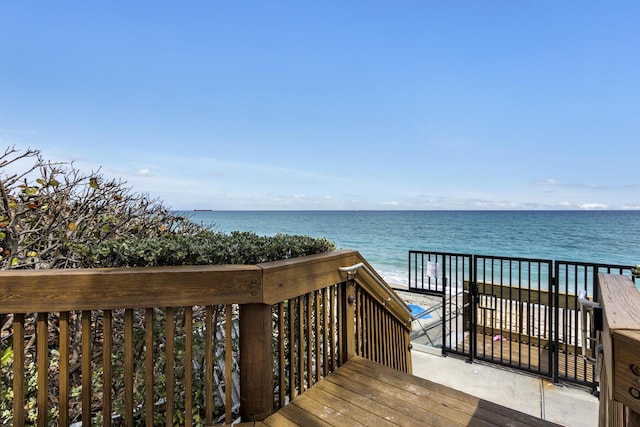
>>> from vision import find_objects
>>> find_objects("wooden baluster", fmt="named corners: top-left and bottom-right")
top-left (165, 307), bottom-right (174, 427)
top-left (124, 308), bottom-right (134, 427)
top-left (205, 306), bottom-right (214, 426)
top-left (185, 306), bottom-right (193, 427)
top-left (306, 294), bottom-right (312, 389)
top-left (224, 304), bottom-right (233, 423)
top-left (37, 313), bottom-right (48, 427)
top-left (59, 311), bottom-right (70, 426)
top-left (288, 299), bottom-right (296, 399)
top-left (81, 310), bottom-right (91, 426)
top-left (322, 288), bottom-right (329, 376)
top-left (103, 310), bottom-right (113, 427)
top-left (297, 296), bottom-right (304, 391)
top-left (278, 302), bottom-right (286, 408)
top-left (314, 291), bottom-right (321, 384)
top-left (13, 313), bottom-right (25, 426)
top-left (144, 308), bottom-right (154, 427)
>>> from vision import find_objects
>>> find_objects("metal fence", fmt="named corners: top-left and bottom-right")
top-left (408, 250), bottom-right (636, 391)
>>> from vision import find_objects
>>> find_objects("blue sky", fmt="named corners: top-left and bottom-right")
top-left (1, 1), bottom-right (639, 210)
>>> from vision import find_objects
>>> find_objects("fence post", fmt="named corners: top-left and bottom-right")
top-left (239, 303), bottom-right (274, 421)
top-left (552, 263), bottom-right (559, 384)
top-left (469, 255), bottom-right (477, 363)
top-left (341, 279), bottom-right (356, 364)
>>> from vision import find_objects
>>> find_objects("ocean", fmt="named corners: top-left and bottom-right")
top-left (178, 210), bottom-right (640, 287)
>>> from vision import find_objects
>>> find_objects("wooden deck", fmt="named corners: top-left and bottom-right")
top-left (463, 333), bottom-right (594, 384)
top-left (243, 356), bottom-right (559, 426)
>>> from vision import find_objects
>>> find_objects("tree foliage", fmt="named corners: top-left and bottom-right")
top-left (0, 146), bottom-right (203, 269)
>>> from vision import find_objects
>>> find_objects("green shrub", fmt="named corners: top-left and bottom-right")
top-left (77, 231), bottom-right (336, 267)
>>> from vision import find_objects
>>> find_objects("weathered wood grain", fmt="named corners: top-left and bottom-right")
top-left (0, 265), bottom-right (262, 312)
top-left (598, 273), bottom-right (640, 423)
top-left (264, 356), bottom-right (559, 426)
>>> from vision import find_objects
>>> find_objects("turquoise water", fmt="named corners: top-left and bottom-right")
top-left (179, 210), bottom-right (640, 286)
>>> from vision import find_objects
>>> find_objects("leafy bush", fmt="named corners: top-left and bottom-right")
top-left (77, 231), bottom-right (336, 267)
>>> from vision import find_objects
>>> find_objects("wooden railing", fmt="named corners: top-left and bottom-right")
top-left (0, 250), bottom-right (412, 426)
top-left (597, 274), bottom-right (640, 426)
top-left (473, 281), bottom-right (580, 351)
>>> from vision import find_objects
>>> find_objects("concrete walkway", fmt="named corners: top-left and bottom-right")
top-left (411, 350), bottom-right (599, 426)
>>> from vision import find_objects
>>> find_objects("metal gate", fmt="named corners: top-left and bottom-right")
top-left (472, 256), bottom-right (554, 379)
top-left (408, 251), bottom-right (473, 358)
top-left (553, 261), bottom-right (633, 389)
top-left (409, 250), bottom-right (635, 390)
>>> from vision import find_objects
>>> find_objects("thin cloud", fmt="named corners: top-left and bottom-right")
top-left (531, 179), bottom-right (556, 186)
top-left (623, 182), bottom-right (640, 189)
top-left (577, 203), bottom-right (608, 210)
top-left (532, 179), bottom-right (604, 190)
top-left (566, 183), bottom-right (605, 190)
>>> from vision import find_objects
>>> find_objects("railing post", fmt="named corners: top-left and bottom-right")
top-left (552, 264), bottom-right (559, 385)
top-left (341, 279), bottom-right (356, 364)
top-left (469, 255), bottom-right (477, 363)
top-left (239, 303), bottom-right (274, 421)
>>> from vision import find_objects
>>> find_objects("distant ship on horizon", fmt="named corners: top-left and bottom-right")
top-left (193, 209), bottom-right (212, 212)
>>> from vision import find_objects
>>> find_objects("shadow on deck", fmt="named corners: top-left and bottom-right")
top-left (239, 356), bottom-right (559, 427)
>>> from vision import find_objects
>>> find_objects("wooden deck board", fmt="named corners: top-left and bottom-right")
top-left (473, 332), bottom-right (548, 374)
top-left (461, 333), bottom-right (594, 384)
top-left (339, 358), bottom-right (541, 426)
top-left (303, 387), bottom-right (397, 427)
top-left (263, 356), bottom-right (560, 426)
top-left (327, 368), bottom-right (479, 426)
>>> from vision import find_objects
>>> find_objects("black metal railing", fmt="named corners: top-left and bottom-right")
top-left (473, 255), bottom-right (554, 379)
top-left (408, 250), bottom-right (637, 391)
top-left (408, 251), bottom-right (473, 357)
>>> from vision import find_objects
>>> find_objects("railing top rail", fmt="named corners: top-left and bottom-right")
top-left (340, 261), bottom-right (412, 325)
top-left (556, 260), bottom-right (634, 270)
top-left (0, 263), bottom-right (264, 313)
top-left (598, 273), bottom-right (640, 330)
top-left (412, 249), bottom-right (635, 271)
top-left (0, 250), bottom-right (413, 321)
top-left (258, 250), bottom-right (359, 305)
top-left (409, 249), bottom-right (474, 258)
top-left (474, 254), bottom-right (554, 264)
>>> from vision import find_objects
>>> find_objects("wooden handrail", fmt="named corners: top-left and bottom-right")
top-left (259, 250), bottom-right (359, 304)
top-left (0, 250), bottom-right (411, 321)
top-left (338, 259), bottom-right (413, 326)
top-left (597, 274), bottom-right (640, 426)
top-left (0, 264), bottom-right (263, 312)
